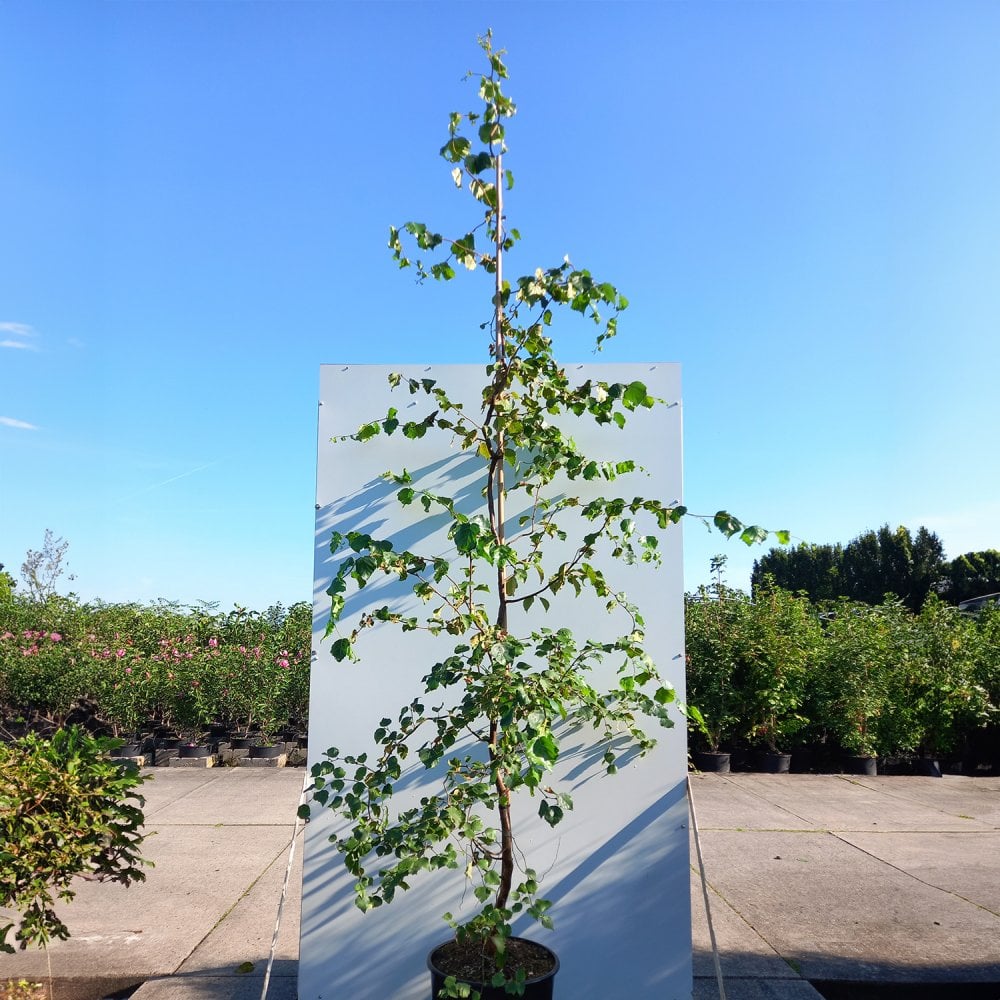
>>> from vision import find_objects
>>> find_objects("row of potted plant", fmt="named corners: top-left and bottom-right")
top-left (0, 596), bottom-right (311, 744)
top-left (6, 579), bottom-right (997, 767)
top-left (686, 574), bottom-right (999, 766)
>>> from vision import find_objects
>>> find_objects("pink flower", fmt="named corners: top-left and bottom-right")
top-left (116, 648), bottom-right (126, 659)
top-left (125, 667), bottom-right (133, 675)
top-left (50, 632), bottom-right (62, 642)
top-left (278, 658), bottom-right (289, 669)
top-left (209, 637), bottom-right (218, 648)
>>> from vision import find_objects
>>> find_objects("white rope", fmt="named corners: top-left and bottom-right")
top-left (260, 773), bottom-right (309, 1000)
top-left (687, 774), bottom-right (726, 1000)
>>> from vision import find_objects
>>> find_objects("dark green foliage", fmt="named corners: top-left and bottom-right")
top-left (750, 542), bottom-right (843, 602)
top-left (939, 549), bottom-right (1000, 604)
top-left (688, 573), bottom-right (999, 760)
top-left (752, 524), bottom-right (945, 611)
top-left (0, 726), bottom-right (150, 952)
top-left (685, 576), bottom-right (754, 752)
top-left (809, 601), bottom-right (914, 756)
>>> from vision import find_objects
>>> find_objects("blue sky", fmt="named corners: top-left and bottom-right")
top-left (2, 1), bottom-right (998, 609)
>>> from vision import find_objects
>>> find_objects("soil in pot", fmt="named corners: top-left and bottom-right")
top-left (428, 937), bottom-right (558, 1000)
top-left (692, 750), bottom-right (731, 773)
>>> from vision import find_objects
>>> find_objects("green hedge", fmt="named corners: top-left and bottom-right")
top-left (686, 583), bottom-right (998, 759)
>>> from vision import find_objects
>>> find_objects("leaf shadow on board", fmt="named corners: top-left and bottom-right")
top-left (298, 779), bottom-right (691, 1000)
top-left (522, 781), bottom-right (693, 996)
top-left (312, 449), bottom-right (583, 641)
top-left (312, 452), bottom-right (483, 633)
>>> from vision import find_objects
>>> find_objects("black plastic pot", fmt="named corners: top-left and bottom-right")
top-left (844, 755), bottom-right (878, 776)
top-left (178, 744), bottom-right (213, 759)
top-left (692, 750), bottom-right (731, 773)
top-left (248, 744), bottom-right (283, 759)
top-left (916, 757), bottom-right (942, 778)
top-left (754, 751), bottom-right (791, 774)
top-left (110, 743), bottom-right (144, 758)
top-left (428, 937), bottom-right (558, 1000)
top-left (230, 736), bottom-right (260, 750)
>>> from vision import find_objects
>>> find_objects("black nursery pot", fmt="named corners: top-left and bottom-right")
top-left (178, 743), bottom-right (213, 759)
top-left (844, 755), bottom-right (878, 776)
top-left (916, 756), bottom-right (942, 778)
top-left (692, 750), bottom-right (731, 774)
top-left (248, 743), bottom-right (283, 759)
top-left (428, 937), bottom-right (558, 1000)
top-left (753, 750), bottom-right (791, 774)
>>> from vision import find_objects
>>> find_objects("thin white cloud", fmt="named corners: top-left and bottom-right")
top-left (0, 322), bottom-right (40, 351)
top-left (0, 322), bottom-right (35, 337)
top-left (0, 416), bottom-right (38, 430)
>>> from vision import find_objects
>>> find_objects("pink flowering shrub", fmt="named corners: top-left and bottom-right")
top-left (0, 596), bottom-right (311, 737)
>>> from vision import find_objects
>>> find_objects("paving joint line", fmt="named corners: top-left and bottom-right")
top-left (170, 833), bottom-right (298, 975)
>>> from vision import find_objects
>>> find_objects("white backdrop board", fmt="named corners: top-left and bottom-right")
top-left (302, 363), bottom-right (690, 999)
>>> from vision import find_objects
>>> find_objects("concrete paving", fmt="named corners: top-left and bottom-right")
top-left (1, 770), bottom-right (998, 999)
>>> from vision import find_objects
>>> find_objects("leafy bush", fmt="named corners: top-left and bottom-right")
top-left (903, 597), bottom-right (995, 756)
top-left (738, 582), bottom-right (822, 751)
top-left (0, 726), bottom-right (150, 952)
top-left (810, 601), bottom-right (913, 756)
top-left (685, 580), bottom-right (755, 752)
top-left (0, 597), bottom-right (311, 738)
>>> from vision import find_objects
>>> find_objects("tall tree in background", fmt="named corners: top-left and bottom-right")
top-left (940, 550), bottom-right (1000, 604)
top-left (753, 524), bottom-right (945, 610)
top-left (751, 542), bottom-right (843, 601)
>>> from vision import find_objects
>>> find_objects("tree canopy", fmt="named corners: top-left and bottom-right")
top-left (752, 524), bottom-right (945, 610)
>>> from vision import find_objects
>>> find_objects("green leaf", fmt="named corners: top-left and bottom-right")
top-left (654, 685), bottom-right (675, 705)
top-left (622, 381), bottom-right (648, 411)
top-left (464, 151), bottom-right (493, 175)
top-left (453, 522), bottom-right (479, 554)
top-left (331, 638), bottom-right (353, 662)
top-left (532, 733), bottom-right (558, 763)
